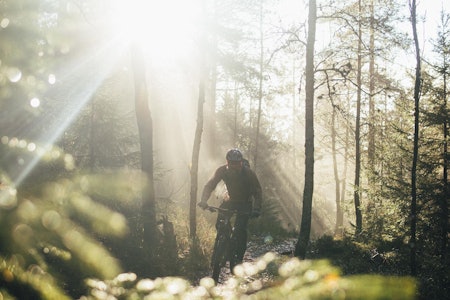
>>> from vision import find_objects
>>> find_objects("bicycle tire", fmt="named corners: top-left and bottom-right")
top-left (211, 235), bottom-right (228, 282)
top-left (228, 235), bottom-right (240, 272)
top-left (211, 219), bottom-right (232, 282)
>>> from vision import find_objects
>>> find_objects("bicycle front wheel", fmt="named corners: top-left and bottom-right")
top-left (211, 235), bottom-right (228, 282)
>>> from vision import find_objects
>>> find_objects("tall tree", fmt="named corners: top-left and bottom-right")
top-left (367, 0), bottom-right (376, 175)
top-left (325, 73), bottom-right (343, 237)
top-left (295, 0), bottom-right (316, 259)
top-left (409, 0), bottom-right (421, 277)
top-left (254, 0), bottom-right (264, 170)
top-left (433, 9), bottom-right (449, 269)
top-left (190, 83), bottom-right (205, 239)
top-left (353, 0), bottom-right (363, 236)
top-left (190, 0), bottom-right (207, 239)
top-left (338, 95), bottom-right (352, 237)
top-left (130, 43), bottom-right (157, 276)
top-left (420, 9), bottom-right (449, 283)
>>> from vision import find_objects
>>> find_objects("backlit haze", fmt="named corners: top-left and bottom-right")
top-left (3, 0), bottom-right (449, 236)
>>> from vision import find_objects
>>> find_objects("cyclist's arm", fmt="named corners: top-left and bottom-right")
top-left (200, 166), bottom-right (226, 204)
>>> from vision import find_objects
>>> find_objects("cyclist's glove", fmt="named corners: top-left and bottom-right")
top-left (198, 201), bottom-right (208, 210)
top-left (251, 210), bottom-right (261, 218)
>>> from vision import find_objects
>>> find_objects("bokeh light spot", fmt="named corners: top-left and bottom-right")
top-left (64, 154), bottom-right (75, 170)
top-left (6, 67), bottom-right (21, 82)
top-left (13, 223), bottom-right (34, 245)
top-left (108, 212), bottom-right (127, 235)
top-left (0, 185), bottom-right (17, 209)
top-left (27, 143), bottom-right (36, 152)
top-left (199, 277), bottom-right (215, 289)
top-left (17, 139), bottom-right (27, 148)
top-left (48, 74), bottom-right (56, 84)
top-left (0, 18), bottom-right (9, 28)
top-left (136, 279), bottom-right (155, 291)
top-left (8, 137), bottom-right (18, 147)
top-left (166, 278), bottom-right (188, 294)
top-left (30, 97), bottom-right (40, 108)
top-left (279, 258), bottom-right (302, 277)
top-left (116, 272), bottom-right (137, 282)
top-left (42, 210), bottom-right (62, 230)
top-left (304, 269), bottom-right (319, 282)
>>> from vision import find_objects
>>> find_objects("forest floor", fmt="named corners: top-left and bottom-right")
top-left (209, 235), bottom-right (297, 284)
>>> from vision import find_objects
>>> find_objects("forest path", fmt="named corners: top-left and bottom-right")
top-left (213, 236), bottom-right (297, 284)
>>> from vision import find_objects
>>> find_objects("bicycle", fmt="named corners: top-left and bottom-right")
top-left (206, 205), bottom-right (250, 283)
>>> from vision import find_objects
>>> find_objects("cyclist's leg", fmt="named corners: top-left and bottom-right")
top-left (211, 210), bottom-right (227, 266)
top-left (211, 233), bottom-right (225, 282)
top-left (229, 213), bottom-right (250, 269)
top-left (211, 204), bottom-right (232, 282)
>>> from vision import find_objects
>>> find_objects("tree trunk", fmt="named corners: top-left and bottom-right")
top-left (189, 80), bottom-right (205, 239)
top-left (367, 0), bottom-right (378, 235)
top-left (353, 0), bottom-right (363, 236)
top-left (325, 72), bottom-right (342, 237)
top-left (368, 0), bottom-right (375, 173)
top-left (338, 99), bottom-right (350, 237)
top-left (409, 0), bottom-right (420, 277)
top-left (131, 43), bottom-right (157, 271)
top-left (254, 0), bottom-right (264, 170)
top-left (442, 61), bottom-right (448, 268)
top-left (295, 0), bottom-right (316, 259)
top-left (439, 13), bottom-right (448, 268)
top-left (331, 102), bottom-right (341, 237)
top-left (190, 0), bottom-right (207, 239)
top-left (205, 0), bottom-right (218, 155)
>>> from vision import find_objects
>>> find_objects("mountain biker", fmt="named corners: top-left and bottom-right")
top-left (198, 148), bottom-right (263, 267)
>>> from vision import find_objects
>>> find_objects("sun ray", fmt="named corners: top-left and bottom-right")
top-left (10, 35), bottom-right (128, 188)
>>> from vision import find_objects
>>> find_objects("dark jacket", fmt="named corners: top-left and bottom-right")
top-left (201, 164), bottom-right (262, 211)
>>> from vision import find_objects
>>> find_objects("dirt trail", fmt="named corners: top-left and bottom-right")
top-left (214, 236), bottom-right (297, 283)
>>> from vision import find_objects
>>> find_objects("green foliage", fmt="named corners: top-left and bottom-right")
top-left (249, 197), bottom-right (294, 238)
top-left (0, 256), bottom-right (70, 300)
top-left (309, 235), bottom-right (408, 276)
top-left (83, 253), bottom-right (416, 300)
top-left (0, 138), bottom-right (147, 298)
top-left (0, 137), bottom-right (422, 299)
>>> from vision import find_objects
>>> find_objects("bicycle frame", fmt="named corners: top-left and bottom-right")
top-left (207, 205), bottom-right (248, 283)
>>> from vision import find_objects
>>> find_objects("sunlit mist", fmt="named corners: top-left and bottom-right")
top-left (109, 0), bottom-right (199, 62)
top-left (8, 34), bottom-right (127, 188)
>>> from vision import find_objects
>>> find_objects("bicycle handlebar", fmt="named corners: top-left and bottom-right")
top-left (205, 205), bottom-right (235, 212)
top-left (205, 205), bottom-right (251, 216)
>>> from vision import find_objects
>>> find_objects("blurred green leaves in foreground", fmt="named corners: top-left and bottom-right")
top-left (1, 138), bottom-right (416, 299)
top-left (84, 253), bottom-right (416, 300)
top-left (0, 137), bottom-right (144, 298)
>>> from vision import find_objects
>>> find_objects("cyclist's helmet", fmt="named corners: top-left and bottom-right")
top-left (226, 148), bottom-right (243, 162)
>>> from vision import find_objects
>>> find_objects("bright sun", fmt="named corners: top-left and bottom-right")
top-left (109, 0), bottom-right (200, 60)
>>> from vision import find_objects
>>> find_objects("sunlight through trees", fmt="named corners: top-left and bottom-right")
top-left (0, 0), bottom-right (448, 299)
